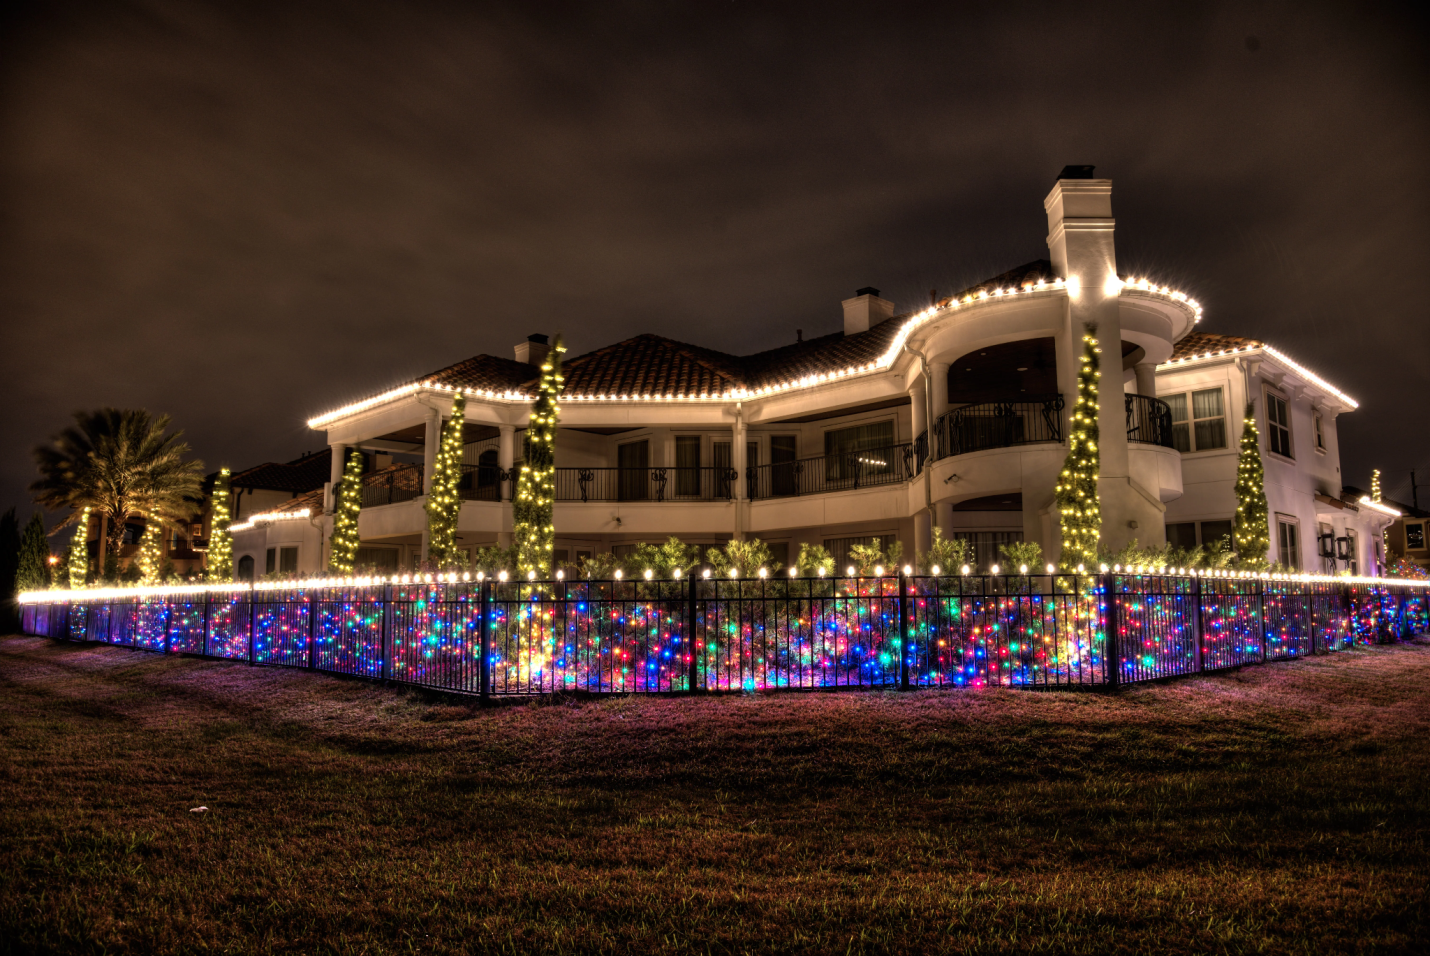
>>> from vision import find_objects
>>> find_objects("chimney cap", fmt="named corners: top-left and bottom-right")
top-left (526, 333), bottom-right (549, 344)
top-left (1057, 165), bottom-right (1096, 181)
top-left (855, 286), bottom-right (880, 297)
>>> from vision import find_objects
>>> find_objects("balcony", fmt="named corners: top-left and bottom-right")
top-left (747, 443), bottom-right (917, 500)
top-left (1125, 394), bottom-right (1175, 448)
top-left (360, 463), bottom-right (424, 508)
top-left (926, 397), bottom-right (1065, 464)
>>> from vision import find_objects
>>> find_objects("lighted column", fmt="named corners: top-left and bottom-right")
top-left (326, 442), bottom-right (347, 513)
top-left (732, 413), bottom-right (747, 541)
top-left (1045, 170), bottom-right (1162, 552)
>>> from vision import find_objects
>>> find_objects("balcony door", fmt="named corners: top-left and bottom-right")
top-left (675, 436), bottom-right (701, 497)
top-left (618, 439), bottom-right (649, 501)
top-left (771, 436), bottom-right (798, 496)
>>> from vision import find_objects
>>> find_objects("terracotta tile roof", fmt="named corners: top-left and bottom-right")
top-left (230, 449), bottom-right (332, 493)
top-left (272, 488), bottom-right (324, 515)
top-left (1169, 332), bottom-right (1263, 361)
top-left (951, 260), bottom-right (1057, 300)
top-left (416, 354), bottom-right (537, 393)
top-left (559, 334), bottom-right (746, 397)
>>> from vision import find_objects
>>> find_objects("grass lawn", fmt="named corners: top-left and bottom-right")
top-left (1, 636), bottom-right (1428, 954)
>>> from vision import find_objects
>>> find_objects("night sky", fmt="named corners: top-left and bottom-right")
top-left (2, 1), bottom-right (1427, 524)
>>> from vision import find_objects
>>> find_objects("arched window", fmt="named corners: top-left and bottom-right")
top-left (237, 555), bottom-right (255, 581)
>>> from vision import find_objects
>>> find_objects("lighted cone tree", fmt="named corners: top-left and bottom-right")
top-left (328, 448), bottom-right (365, 573)
top-left (1233, 402), bottom-right (1270, 565)
top-left (425, 391), bottom-right (467, 569)
top-left (1055, 325), bottom-right (1101, 570)
top-left (67, 507), bottom-right (89, 588)
top-left (135, 517), bottom-right (164, 585)
top-left (207, 466), bottom-right (234, 581)
top-left (514, 335), bottom-right (566, 579)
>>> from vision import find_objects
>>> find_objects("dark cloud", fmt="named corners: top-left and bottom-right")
top-left (2, 0), bottom-right (1427, 520)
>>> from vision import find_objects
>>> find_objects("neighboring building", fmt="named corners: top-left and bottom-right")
top-left (1382, 498), bottom-right (1429, 575)
top-left (230, 170), bottom-right (1397, 578)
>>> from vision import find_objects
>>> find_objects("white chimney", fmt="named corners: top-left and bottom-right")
top-left (842, 287), bottom-right (894, 336)
top-left (514, 333), bottom-right (551, 365)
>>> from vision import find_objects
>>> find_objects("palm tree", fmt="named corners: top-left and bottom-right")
top-left (32, 409), bottom-right (205, 566)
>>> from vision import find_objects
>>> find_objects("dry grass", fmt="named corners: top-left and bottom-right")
top-left (1, 635), bottom-right (1428, 955)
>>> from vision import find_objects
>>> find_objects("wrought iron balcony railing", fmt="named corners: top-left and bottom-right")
top-left (553, 466), bottom-right (739, 502)
top-left (746, 443), bottom-right (916, 500)
top-left (359, 463), bottom-right (425, 508)
top-left (927, 397), bottom-right (1065, 463)
top-left (1125, 394), bottom-right (1175, 448)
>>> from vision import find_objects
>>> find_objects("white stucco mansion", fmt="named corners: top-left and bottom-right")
top-left (230, 169), bottom-right (1398, 579)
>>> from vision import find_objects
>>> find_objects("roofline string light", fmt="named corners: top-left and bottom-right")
top-left (305, 277), bottom-right (1202, 425)
top-left (1156, 344), bottom-right (1358, 409)
top-left (229, 509), bottom-right (311, 533)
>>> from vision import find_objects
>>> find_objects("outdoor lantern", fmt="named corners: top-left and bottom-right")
top-left (874, 565), bottom-right (884, 577)
top-left (1336, 536), bottom-right (1352, 560)
top-left (960, 565), bottom-right (969, 575)
top-left (991, 564), bottom-right (1000, 575)
top-left (555, 569), bottom-right (564, 580)
top-left (702, 568), bottom-right (711, 579)
top-left (614, 569), bottom-right (623, 580)
top-left (847, 565), bottom-right (856, 577)
top-left (672, 568), bottom-right (681, 579)
top-left (931, 565), bottom-right (941, 575)
top-left (1019, 564), bottom-right (1028, 574)
top-left (643, 568), bottom-right (653, 580)
top-left (498, 570), bottom-right (508, 582)
top-left (1046, 563), bottom-right (1055, 573)
top-left (1318, 533), bottom-right (1336, 559)
top-left (758, 567), bottom-right (768, 579)
top-left (902, 565), bottom-right (912, 576)
top-left (729, 567), bottom-right (738, 579)
top-left (789, 567), bottom-right (798, 578)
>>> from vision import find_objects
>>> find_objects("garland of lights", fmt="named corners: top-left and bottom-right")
top-left (135, 517), bottom-right (164, 586)
top-left (425, 392), bottom-right (467, 570)
top-left (67, 507), bottom-right (89, 589)
top-left (1371, 469), bottom-right (1382, 503)
top-left (514, 335), bottom-right (565, 579)
top-left (207, 467), bottom-right (234, 582)
top-left (328, 448), bottom-right (365, 573)
top-left (1055, 326), bottom-right (1101, 570)
top-left (1234, 402), bottom-right (1270, 565)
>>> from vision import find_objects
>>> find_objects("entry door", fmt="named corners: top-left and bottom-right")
top-left (618, 440), bottom-right (649, 501)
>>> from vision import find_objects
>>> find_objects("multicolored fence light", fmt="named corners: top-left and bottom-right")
top-left (18, 572), bottom-right (1430, 695)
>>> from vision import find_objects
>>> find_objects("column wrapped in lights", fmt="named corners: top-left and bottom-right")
top-left (425, 391), bottom-right (467, 570)
top-left (514, 334), bottom-right (566, 579)
top-left (1055, 325), bottom-right (1101, 570)
top-left (135, 517), bottom-right (163, 586)
top-left (207, 466), bottom-right (234, 582)
top-left (1234, 402), bottom-right (1270, 566)
top-left (328, 448), bottom-right (365, 573)
top-left (67, 507), bottom-right (90, 589)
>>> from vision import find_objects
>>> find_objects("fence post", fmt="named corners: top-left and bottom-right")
top-left (307, 585), bottom-right (318, 670)
top-left (687, 574), bottom-right (699, 694)
top-left (247, 590), bottom-right (256, 665)
top-left (381, 582), bottom-right (392, 681)
top-left (480, 579), bottom-right (491, 701)
top-left (1308, 581), bottom-right (1320, 656)
top-left (1192, 572), bottom-right (1204, 674)
top-left (898, 569), bottom-right (910, 691)
top-left (1104, 572), bottom-right (1120, 690)
top-left (163, 594), bottom-right (172, 655)
top-left (1257, 577), bottom-right (1268, 663)
top-left (202, 589), bottom-right (212, 657)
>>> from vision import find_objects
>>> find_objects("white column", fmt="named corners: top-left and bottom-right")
top-left (732, 412), bottom-right (747, 541)
top-left (929, 361), bottom-right (950, 423)
top-left (498, 425), bottom-right (515, 547)
top-left (909, 377), bottom-right (928, 444)
top-left (326, 442), bottom-right (347, 512)
top-left (422, 409), bottom-right (440, 495)
top-left (1134, 362), bottom-right (1156, 398)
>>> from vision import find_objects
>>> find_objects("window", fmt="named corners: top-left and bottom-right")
top-left (824, 421), bottom-right (894, 483)
top-left (949, 531), bottom-right (1023, 572)
top-left (1346, 531), bottom-right (1359, 575)
top-left (1200, 520), bottom-right (1234, 553)
top-left (355, 547), bottom-right (399, 571)
top-left (279, 547), bottom-right (298, 573)
top-left (618, 440), bottom-right (649, 501)
top-left (675, 436), bottom-right (702, 496)
top-left (767, 541), bottom-right (790, 570)
top-left (1163, 387), bottom-right (1226, 452)
top-left (1313, 412), bottom-right (1326, 452)
top-left (1166, 522), bottom-right (1198, 550)
top-left (1265, 388), bottom-right (1293, 459)
top-left (265, 548), bottom-right (276, 574)
top-left (1277, 515), bottom-right (1301, 570)
top-left (771, 435), bottom-right (798, 496)
top-left (170, 530), bottom-right (188, 551)
top-left (237, 555), bottom-right (255, 581)
top-left (1407, 522), bottom-right (1426, 551)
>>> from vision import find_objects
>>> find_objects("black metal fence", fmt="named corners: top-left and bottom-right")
top-left (20, 573), bottom-right (1429, 697)
top-left (360, 463), bottom-right (425, 508)
top-left (1126, 394), bottom-right (1176, 448)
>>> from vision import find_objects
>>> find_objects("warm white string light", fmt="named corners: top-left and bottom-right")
top-left (303, 276), bottom-right (1201, 422)
top-left (1156, 344), bottom-right (1358, 408)
top-left (229, 509), bottom-right (311, 533)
